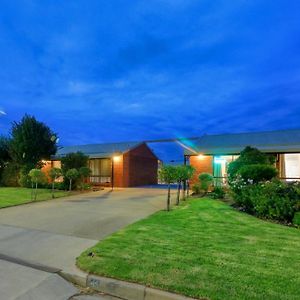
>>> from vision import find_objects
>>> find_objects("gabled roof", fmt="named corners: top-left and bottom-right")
top-left (54, 141), bottom-right (143, 159)
top-left (184, 129), bottom-right (300, 155)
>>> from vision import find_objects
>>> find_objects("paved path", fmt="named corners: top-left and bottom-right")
top-left (0, 188), bottom-right (169, 299)
top-left (0, 188), bottom-right (167, 239)
top-left (0, 259), bottom-right (77, 300)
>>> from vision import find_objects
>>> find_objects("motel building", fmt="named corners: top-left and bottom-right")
top-left (43, 142), bottom-right (158, 188)
top-left (183, 129), bottom-right (300, 185)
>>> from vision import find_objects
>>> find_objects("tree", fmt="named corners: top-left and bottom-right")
top-left (78, 166), bottom-right (92, 190)
top-left (182, 165), bottom-right (195, 199)
top-left (61, 152), bottom-right (89, 173)
top-left (174, 166), bottom-right (185, 206)
top-left (29, 169), bottom-right (47, 200)
top-left (65, 168), bottom-right (79, 192)
top-left (48, 168), bottom-right (62, 198)
top-left (198, 173), bottom-right (213, 196)
top-left (9, 115), bottom-right (57, 175)
top-left (61, 152), bottom-right (89, 190)
top-left (227, 146), bottom-right (275, 181)
top-left (0, 136), bottom-right (11, 184)
top-left (173, 165), bottom-right (195, 205)
top-left (158, 165), bottom-right (177, 211)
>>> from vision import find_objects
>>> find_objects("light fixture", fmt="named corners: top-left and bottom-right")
top-left (197, 154), bottom-right (205, 160)
top-left (113, 155), bottom-right (121, 162)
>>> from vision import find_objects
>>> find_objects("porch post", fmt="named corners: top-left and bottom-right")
top-left (111, 158), bottom-right (114, 191)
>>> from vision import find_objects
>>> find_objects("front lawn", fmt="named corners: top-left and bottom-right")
top-left (77, 198), bottom-right (300, 300)
top-left (0, 187), bottom-right (70, 208)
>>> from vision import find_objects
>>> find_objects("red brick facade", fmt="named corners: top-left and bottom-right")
top-left (113, 143), bottom-right (158, 187)
top-left (189, 155), bottom-right (213, 185)
top-left (45, 143), bottom-right (158, 188)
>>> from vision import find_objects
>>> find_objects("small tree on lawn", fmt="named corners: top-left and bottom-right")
top-left (182, 165), bottom-right (195, 199)
top-left (78, 166), bottom-right (92, 190)
top-left (199, 173), bottom-right (213, 196)
top-left (48, 167), bottom-right (62, 198)
top-left (29, 168), bottom-right (46, 200)
top-left (174, 166), bottom-right (187, 205)
top-left (158, 165), bottom-right (177, 211)
top-left (65, 168), bottom-right (79, 192)
top-left (61, 152), bottom-right (89, 189)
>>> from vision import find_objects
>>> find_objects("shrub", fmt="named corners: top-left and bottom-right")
top-left (228, 146), bottom-right (275, 181)
top-left (61, 152), bottom-right (89, 189)
top-left (198, 173), bottom-right (213, 195)
top-left (192, 183), bottom-right (202, 195)
top-left (254, 181), bottom-right (299, 222)
top-left (210, 186), bottom-right (226, 199)
top-left (78, 166), bottom-right (92, 190)
top-left (19, 172), bottom-right (32, 188)
top-left (65, 168), bottom-right (79, 191)
top-left (1, 163), bottom-right (19, 186)
top-left (238, 164), bottom-right (278, 184)
top-left (293, 212), bottom-right (300, 226)
top-left (232, 180), bottom-right (300, 222)
top-left (61, 152), bottom-right (89, 173)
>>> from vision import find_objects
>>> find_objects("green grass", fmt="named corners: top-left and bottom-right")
top-left (0, 187), bottom-right (70, 208)
top-left (293, 212), bottom-right (300, 226)
top-left (77, 198), bottom-right (300, 300)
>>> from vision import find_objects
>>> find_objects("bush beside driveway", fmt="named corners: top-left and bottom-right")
top-left (77, 198), bottom-right (300, 300)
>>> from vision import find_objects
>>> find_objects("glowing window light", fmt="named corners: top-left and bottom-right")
top-left (214, 157), bottom-right (226, 164)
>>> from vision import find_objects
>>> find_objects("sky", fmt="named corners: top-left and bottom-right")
top-left (0, 0), bottom-right (300, 162)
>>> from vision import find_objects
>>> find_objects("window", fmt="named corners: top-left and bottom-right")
top-left (284, 154), bottom-right (300, 180)
top-left (213, 155), bottom-right (238, 185)
top-left (89, 159), bottom-right (112, 183)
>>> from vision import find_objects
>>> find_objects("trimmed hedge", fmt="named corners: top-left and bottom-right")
top-left (238, 164), bottom-right (278, 184)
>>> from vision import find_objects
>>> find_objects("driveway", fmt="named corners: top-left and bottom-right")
top-left (0, 188), bottom-right (169, 276)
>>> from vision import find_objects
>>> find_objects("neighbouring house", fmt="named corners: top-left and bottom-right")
top-left (183, 129), bottom-right (300, 185)
top-left (43, 142), bottom-right (158, 187)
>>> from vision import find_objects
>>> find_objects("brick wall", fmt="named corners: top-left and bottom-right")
top-left (113, 155), bottom-right (124, 187)
top-left (122, 143), bottom-right (158, 187)
top-left (189, 155), bottom-right (213, 185)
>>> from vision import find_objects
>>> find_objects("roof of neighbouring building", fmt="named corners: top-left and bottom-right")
top-left (53, 141), bottom-right (143, 159)
top-left (183, 129), bottom-right (300, 155)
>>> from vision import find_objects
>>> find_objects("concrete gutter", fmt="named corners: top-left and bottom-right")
top-left (60, 270), bottom-right (199, 300)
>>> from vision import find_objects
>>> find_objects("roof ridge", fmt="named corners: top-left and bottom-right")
top-left (200, 128), bottom-right (300, 138)
top-left (60, 141), bottom-right (142, 148)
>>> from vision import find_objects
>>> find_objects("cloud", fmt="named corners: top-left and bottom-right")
top-left (0, 0), bottom-right (300, 162)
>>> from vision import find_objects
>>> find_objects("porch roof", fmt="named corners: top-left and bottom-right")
top-left (184, 129), bottom-right (300, 156)
top-left (53, 141), bottom-right (143, 159)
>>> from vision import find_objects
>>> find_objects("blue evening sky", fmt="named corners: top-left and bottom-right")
top-left (0, 0), bottom-right (300, 162)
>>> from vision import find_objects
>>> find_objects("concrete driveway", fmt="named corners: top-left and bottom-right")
top-left (0, 188), bottom-right (168, 276)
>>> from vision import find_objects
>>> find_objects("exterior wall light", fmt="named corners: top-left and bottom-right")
top-left (113, 155), bottom-right (121, 162)
top-left (197, 154), bottom-right (205, 160)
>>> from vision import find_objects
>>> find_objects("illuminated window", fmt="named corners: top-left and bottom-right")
top-left (213, 155), bottom-right (238, 185)
top-left (284, 154), bottom-right (300, 180)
